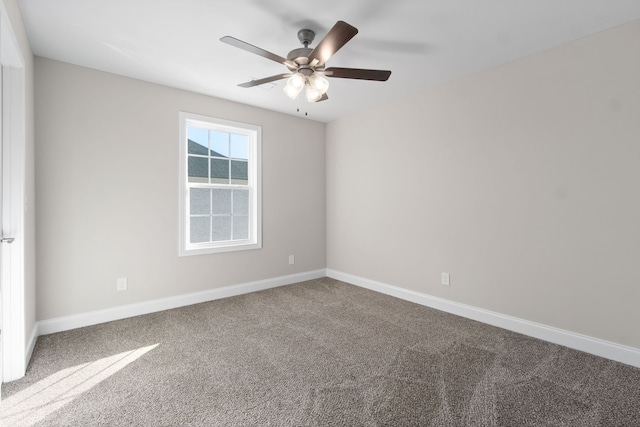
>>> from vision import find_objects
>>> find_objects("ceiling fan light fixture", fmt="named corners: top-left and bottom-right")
top-left (308, 73), bottom-right (329, 94)
top-left (305, 85), bottom-right (323, 102)
top-left (288, 72), bottom-right (306, 90)
top-left (284, 81), bottom-right (303, 99)
top-left (283, 72), bottom-right (306, 99)
top-left (223, 21), bottom-right (392, 104)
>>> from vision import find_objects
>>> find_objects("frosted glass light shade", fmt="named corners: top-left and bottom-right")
top-left (305, 85), bottom-right (322, 102)
top-left (308, 74), bottom-right (329, 94)
top-left (283, 72), bottom-right (306, 99)
top-left (284, 81), bottom-right (303, 99)
top-left (288, 72), bottom-right (306, 90)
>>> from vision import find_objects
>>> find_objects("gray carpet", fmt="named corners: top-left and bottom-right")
top-left (2, 277), bottom-right (640, 426)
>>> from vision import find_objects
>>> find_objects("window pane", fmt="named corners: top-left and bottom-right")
top-left (230, 134), bottom-right (249, 160)
top-left (210, 131), bottom-right (229, 158)
top-left (188, 156), bottom-right (208, 183)
top-left (212, 216), bottom-right (231, 241)
top-left (190, 216), bottom-right (210, 243)
top-left (233, 190), bottom-right (249, 215)
top-left (233, 215), bottom-right (249, 240)
top-left (210, 159), bottom-right (229, 183)
top-left (180, 113), bottom-right (261, 255)
top-left (212, 189), bottom-right (232, 214)
top-left (231, 160), bottom-right (248, 185)
top-left (190, 188), bottom-right (210, 215)
top-left (188, 127), bottom-right (209, 155)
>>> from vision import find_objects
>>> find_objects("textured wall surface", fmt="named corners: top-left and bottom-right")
top-left (35, 58), bottom-right (326, 320)
top-left (327, 21), bottom-right (640, 348)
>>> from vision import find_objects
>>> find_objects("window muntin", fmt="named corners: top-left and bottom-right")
top-left (179, 112), bottom-right (261, 256)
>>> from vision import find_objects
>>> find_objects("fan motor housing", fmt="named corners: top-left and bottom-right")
top-left (287, 47), bottom-right (312, 66)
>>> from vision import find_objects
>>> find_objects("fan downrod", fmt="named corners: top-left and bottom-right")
top-left (287, 29), bottom-right (316, 66)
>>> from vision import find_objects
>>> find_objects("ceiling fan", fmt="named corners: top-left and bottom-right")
top-left (220, 21), bottom-right (391, 103)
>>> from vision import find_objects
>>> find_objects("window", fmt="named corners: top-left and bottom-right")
top-left (179, 112), bottom-right (261, 256)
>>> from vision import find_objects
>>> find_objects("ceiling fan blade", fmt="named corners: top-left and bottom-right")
top-left (316, 93), bottom-right (329, 102)
top-left (307, 21), bottom-right (358, 66)
top-left (221, 36), bottom-right (291, 66)
top-left (324, 67), bottom-right (391, 81)
top-left (238, 73), bottom-right (291, 88)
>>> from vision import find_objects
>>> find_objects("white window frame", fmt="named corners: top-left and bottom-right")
top-left (179, 112), bottom-right (262, 256)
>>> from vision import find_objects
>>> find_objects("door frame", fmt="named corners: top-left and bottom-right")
top-left (1, 3), bottom-right (26, 383)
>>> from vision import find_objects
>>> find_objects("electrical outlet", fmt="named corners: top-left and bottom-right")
top-left (441, 272), bottom-right (450, 286)
top-left (117, 277), bottom-right (128, 291)
top-left (289, 254), bottom-right (295, 265)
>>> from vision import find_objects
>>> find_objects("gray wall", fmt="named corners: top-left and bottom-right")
top-left (34, 20), bottom-right (640, 352)
top-left (35, 58), bottom-right (326, 320)
top-left (327, 20), bottom-right (640, 348)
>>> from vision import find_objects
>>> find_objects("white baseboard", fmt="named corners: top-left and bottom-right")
top-left (37, 269), bottom-right (326, 336)
top-left (30, 268), bottom-right (640, 369)
top-left (326, 269), bottom-right (640, 368)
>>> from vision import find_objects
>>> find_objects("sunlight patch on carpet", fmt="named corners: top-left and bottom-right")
top-left (1, 344), bottom-right (158, 426)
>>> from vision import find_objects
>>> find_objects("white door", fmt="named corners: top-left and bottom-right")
top-left (0, 65), bottom-right (15, 390)
top-left (0, 64), bottom-right (26, 385)
top-left (0, 6), bottom-right (27, 383)
top-left (0, 64), bottom-right (3, 390)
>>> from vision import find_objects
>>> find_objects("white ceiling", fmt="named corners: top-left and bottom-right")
top-left (17, 0), bottom-right (640, 122)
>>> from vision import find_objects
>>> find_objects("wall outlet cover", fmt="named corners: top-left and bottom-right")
top-left (117, 277), bottom-right (128, 291)
top-left (441, 272), bottom-right (450, 286)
